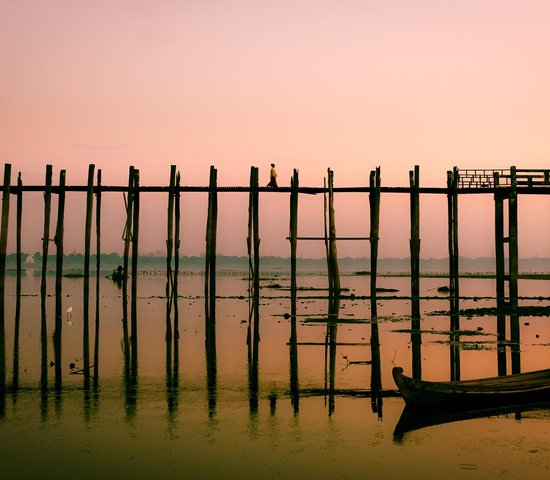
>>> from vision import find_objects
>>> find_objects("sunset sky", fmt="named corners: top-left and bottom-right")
top-left (2, 1), bottom-right (550, 259)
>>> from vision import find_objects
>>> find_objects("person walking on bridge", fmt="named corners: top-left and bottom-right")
top-left (267, 163), bottom-right (278, 187)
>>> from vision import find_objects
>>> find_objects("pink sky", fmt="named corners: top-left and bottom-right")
top-left (2, 1), bottom-right (550, 258)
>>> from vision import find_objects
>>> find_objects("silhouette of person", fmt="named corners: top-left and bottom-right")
top-left (267, 163), bottom-right (278, 187)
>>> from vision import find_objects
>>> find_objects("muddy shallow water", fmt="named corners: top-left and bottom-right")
top-left (1, 271), bottom-right (550, 479)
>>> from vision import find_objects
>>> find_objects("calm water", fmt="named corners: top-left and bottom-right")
top-left (1, 270), bottom-right (550, 479)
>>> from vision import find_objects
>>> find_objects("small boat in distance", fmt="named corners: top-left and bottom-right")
top-left (106, 265), bottom-right (126, 282)
top-left (392, 366), bottom-right (550, 406)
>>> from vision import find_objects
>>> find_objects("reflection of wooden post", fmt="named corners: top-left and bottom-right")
top-left (41, 165), bottom-right (53, 391)
top-left (13, 172), bottom-right (23, 390)
top-left (94, 169), bottom-right (102, 384)
top-left (83, 164), bottom-right (95, 384)
top-left (369, 168), bottom-right (381, 318)
top-left (54, 170), bottom-right (66, 391)
top-left (130, 169), bottom-right (140, 376)
top-left (409, 166), bottom-right (421, 379)
top-left (327, 169), bottom-right (340, 292)
top-left (0, 164), bottom-right (11, 392)
top-left (327, 295), bottom-right (340, 416)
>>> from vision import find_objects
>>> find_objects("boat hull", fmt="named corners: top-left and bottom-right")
top-left (392, 367), bottom-right (550, 406)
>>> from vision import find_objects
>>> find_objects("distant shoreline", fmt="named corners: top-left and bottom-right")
top-left (7, 253), bottom-right (550, 275)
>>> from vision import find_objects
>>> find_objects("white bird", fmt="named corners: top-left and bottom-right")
top-left (66, 306), bottom-right (73, 326)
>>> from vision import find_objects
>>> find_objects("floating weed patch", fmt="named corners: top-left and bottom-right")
top-left (429, 305), bottom-right (550, 317)
top-left (391, 328), bottom-right (496, 337)
top-left (377, 315), bottom-right (412, 323)
top-left (301, 317), bottom-right (372, 324)
top-left (430, 339), bottom-right (496, 351)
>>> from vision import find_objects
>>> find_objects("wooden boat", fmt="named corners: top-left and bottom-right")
top-left (392, 366), bottom-right (550, 407)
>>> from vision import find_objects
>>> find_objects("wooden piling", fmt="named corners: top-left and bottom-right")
top-left (173, 171), bottom-right (181, 365)
top-left (289, 169), bottom-right (299, 413)
top-left (54, 170), bottom-right (66, 391)
top-left (509, 166), bottom-right (520, 373)
top-left (83, 164), bottom-right (95, 384)
top-left (409, 166), bottom-right (421, 379)
top-left (204, 167), bottom-right (218, 418)
top-left (494, 172), bottom-right (507, 375)
top-left (93, 169), bottom-right (101, 384)
top-left (0, 163), bottom-right (10, 392)
top-left (369, 168), bottom-right (381, 318)
top-left (447, 169), bottom-right (460, 380)
top-left (13, 172), bottom-right (22, 389)
top-left (40, 165), bottom-right (53, 391)
top-left (130, 169), bottom-right (140, 376)
top-left (249, 166), bottom-right (260, 413)
top-left (323, 177), bottom-right (333, 293)
top-left (166, 166), bottom-right (176, 344)
top-left (122, 166), bottom-right (134, 371)
top-left (327, 169), bottom-right (340, 293)
top-left (252, 167), bottom-right (260, 325)
top-left (410, 166), bottom-right (420, 316)
top-left (247, 169), bottom-right (253, 329)
top-left (205, 166), bottom-right (218, 320)
top-left (290, 169), bottom-right (299, 297)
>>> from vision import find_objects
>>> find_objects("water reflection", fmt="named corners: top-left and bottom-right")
top-left (205, 303), bottom-right (217, 419)
top-left (370, 316), bottom-right (383, 418)
top-left (289, 291), bottom-right (299, 414)
top-left (394, 400), bottom-right (550, 443)
top-left (326, 294), bottom-right (339, 416)
top-left (1, 270), bottom-right (550, 472)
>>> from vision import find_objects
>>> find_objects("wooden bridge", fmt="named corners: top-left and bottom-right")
top-left (0, 163), bottom-right (549, 394)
